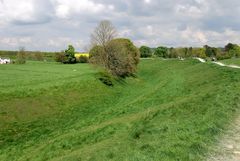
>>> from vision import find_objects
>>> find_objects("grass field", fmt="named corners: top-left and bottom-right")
top-left (220, 58), bottom-right (240, 66)
top-left (0, 59), bottom-right (240, 161)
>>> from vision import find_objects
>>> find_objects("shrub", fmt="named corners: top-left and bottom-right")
top-left (16, 47), bottom-right (26, 64)
top-left (90, 38), bottom-right (140, 78)
top-left (34, 52), bottom-right (44, 61)
top-left (55, 52), bottom-right (67, 63)
top-left (216, 52), bottom-right (231, 60)
top-left (77, 56), bottom-right (89, 63)
top-left (63, 45), bottom-right (77, 64)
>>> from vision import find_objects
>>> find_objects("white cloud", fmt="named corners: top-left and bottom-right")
top-left (175, 4), bottom-right (207, 18)
top-left (53, 0), bottom-right (114, 19)
top-left (144, 0), bottom-right (151, 4)
top-left (47, 37), bottom-right (85, 50)
top-left (0, 37), bottom-right (32, 47)
top-left (0, 0), bottom-right (53, 25)
top-left (181, 27), bottom-right (208, 44)
top-left (0, 0), bottom-right (240, 51)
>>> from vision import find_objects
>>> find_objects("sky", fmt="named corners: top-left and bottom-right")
top-left (0, 0), bottom-right (240, 51)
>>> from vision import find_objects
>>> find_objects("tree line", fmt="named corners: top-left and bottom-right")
top-left (139, 43), bottom-right (240, 60)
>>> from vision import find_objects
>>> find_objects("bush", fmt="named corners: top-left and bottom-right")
top-left (63, 45), bottom-right (77, 64)
top-left (90, 21), bottom-right (140, 79)
top-left (77, 56), bottom-right (89, 63)
top-left (216, 52), bottom-right (231, 60)
top-left (16, 47), bottom-right (26, 64)
top-left (55, 52), bottom-right (67, 63)
top-left (34, 52), bottom-right (44, 61)
top-left (90, 38), bottom-right (140, 78)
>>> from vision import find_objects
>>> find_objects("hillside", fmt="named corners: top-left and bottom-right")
top-left (220, 58), bottom-right (240, 66)
top-left (0, 59), bottom-right (240, 161)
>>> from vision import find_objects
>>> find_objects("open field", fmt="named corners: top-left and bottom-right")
top-left (1, 59), bottom-right (240, 161)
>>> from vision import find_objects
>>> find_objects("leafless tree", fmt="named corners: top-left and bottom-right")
top-left (90, 20), bottom-right (117, 47)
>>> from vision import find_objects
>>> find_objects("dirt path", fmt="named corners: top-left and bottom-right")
top-left (193, 57), bottom-right (240, 69)
top-left (212, 62), bottom-right (240, 69)
top-left (207, 115), bottom-right (240, 161)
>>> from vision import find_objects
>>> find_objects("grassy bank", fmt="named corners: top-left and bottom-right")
top-left (0, 59), bottom-right (240, 161)
top-left (220, 58), bottom-right (240, 66)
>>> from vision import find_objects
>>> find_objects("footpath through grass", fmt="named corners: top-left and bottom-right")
top-left (0, 59), bottom-right (240, 161)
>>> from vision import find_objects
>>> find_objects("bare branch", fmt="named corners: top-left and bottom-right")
top-left (91, 20), bottom-right (117, 47)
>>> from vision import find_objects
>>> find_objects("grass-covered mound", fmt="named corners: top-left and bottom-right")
top-left (0, 59), bottom-right (240, 161)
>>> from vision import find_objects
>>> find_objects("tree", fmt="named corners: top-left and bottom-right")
top-left (174, 47), bottom-right (188, 58)
top-left (187, 47), bottom-right (193, 57)
top-left (154, 46), bottom-right (168, 58)
top-left (227, 44), bottom-right (240, 58)
top-left (16, 47), bottom-right (26, 64)
top-left (192, 48), bottom-right (206, 59)
top-left (90, 38), bottom-right (140, 78)
top-left (224, 43), bottom-right (235, 52)
top-left (90, 21), bottom-right (140, 79)
top-left (204, 45), bottom-right (217, 58)
top-left (91, 20), bottom-right (117, 47)
top-left (63, 45), bottom-right (77, 64)
top-left (139, 46), bottom-right (152, 58)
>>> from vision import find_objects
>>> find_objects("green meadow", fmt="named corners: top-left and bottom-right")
top-left (0, 59), bottom-right (240, 161)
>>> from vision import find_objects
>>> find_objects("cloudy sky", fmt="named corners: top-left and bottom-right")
top-left (0, 0), bottom-right (240, 51)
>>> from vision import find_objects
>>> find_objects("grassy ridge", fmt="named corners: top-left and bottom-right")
top-left (0, 59), bottom-right (240, 161)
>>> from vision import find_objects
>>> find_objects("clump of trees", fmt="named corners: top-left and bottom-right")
top-left (55, 45), bottom-right (90, 64)
top-left (139, 46), bottom-right (152, 58)
top-left (89, 20), bottom-right (140, 84)
top-left (154, 46), bottom-right (168, 58)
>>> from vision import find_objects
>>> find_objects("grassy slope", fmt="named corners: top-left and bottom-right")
top-left (0, 60), bottom-right (240, 161)
top-left (220, 58), bottom-right (240, 66)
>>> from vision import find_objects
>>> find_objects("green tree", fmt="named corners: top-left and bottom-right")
top-left (139, 46), bottom-right (152, 58)
top-left (90, 38), bottom-right (140, 78)
top-left (187, 47), bottom-right (193, 57)
top-left (192, 48), bottom-right (206, 58)
top-left (154, 46), bottom-right (168, 58)
top-left (204, 45), bottom-right (218, 58)
top-left (227, 44), bottom-right (240, 57)
top-left (224, 43), bottom-right (236, 52)
top-left (63, 45), bottom-right (77, 64)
